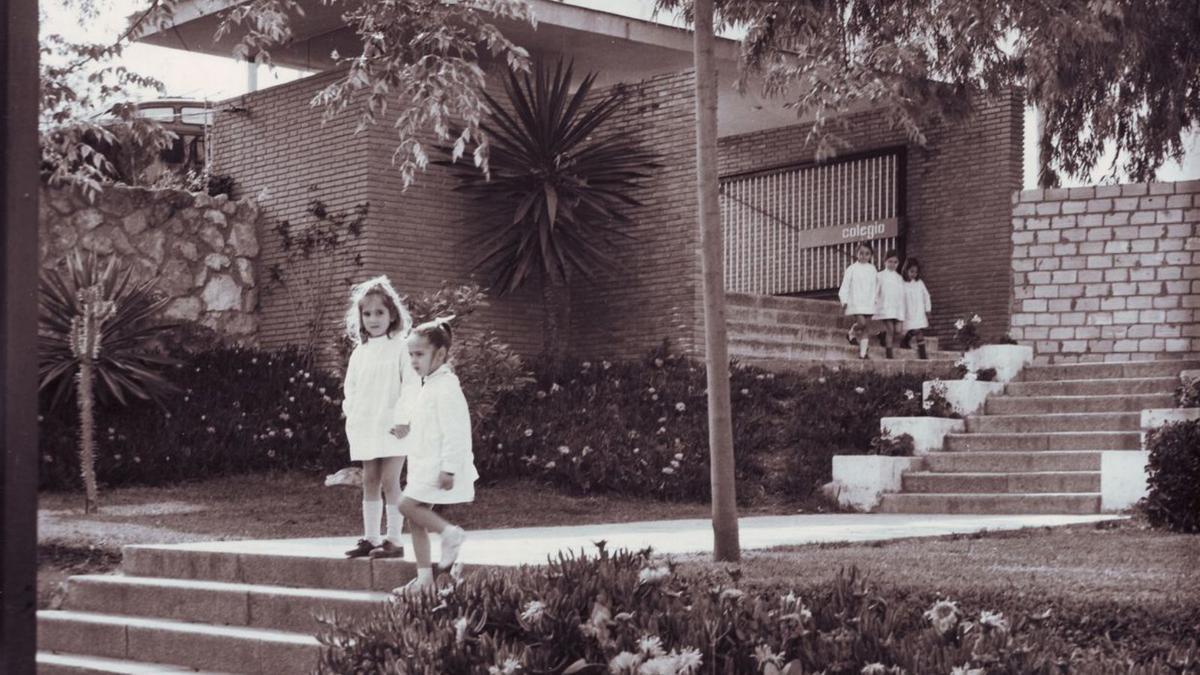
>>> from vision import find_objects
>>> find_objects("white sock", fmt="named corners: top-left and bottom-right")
top-left (416, 567), bottom-right (433, 585)
top-left (362, 499), bottom-right (383, 544)
top-left (385, 504), bottom-right (404, 545)
top-left (860, 339), bottom-right (869, 357)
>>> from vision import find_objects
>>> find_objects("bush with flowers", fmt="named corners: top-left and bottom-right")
top-left (473, 342), bottom-right (931, 503)
top-left (38, 342), bottom-right (347, 490)
top-left (953, 314), bottom-right (984, 352)
top-left (317, 544), bottom-right (1196, 674)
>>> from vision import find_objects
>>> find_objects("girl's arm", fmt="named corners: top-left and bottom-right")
top-left (922, 280), bottom-right (932, 312)
top-left (435, 381), bottom-right (472, 475)
top-left (342, 348), bottom-right (360, 417)
top-left (838, 266), bottom-right (853, 306)
top-left (392, 346), bottom-right (421, 427)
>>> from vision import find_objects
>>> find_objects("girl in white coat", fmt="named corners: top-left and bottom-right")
top-left (341, 277), bottom-right (421, 559)
top-left (396, 318), bottom-right (477, 593)
top-left (839, 243), bottom-right (877, 359)
top-left (900, 258), bottom-right (933, 359)
top-left (874, 250), bottom-right (906, 359)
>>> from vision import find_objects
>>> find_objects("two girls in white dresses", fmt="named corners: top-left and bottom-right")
top-left (341, 276), bottom-right (475, 591)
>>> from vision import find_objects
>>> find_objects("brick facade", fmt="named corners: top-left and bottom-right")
top-left (1009, 180), bottom-right (1200, 363)
top-left (717, 92), bottom-right (1026, 345)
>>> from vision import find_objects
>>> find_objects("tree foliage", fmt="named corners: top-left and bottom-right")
top-left (655, 0), bottom-right (1200, 184)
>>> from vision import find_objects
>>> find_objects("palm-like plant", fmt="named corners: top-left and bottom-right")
top-left (39, 251), bottom-right (181, 410)
top-left (443, 59), bottom-right (659, 356)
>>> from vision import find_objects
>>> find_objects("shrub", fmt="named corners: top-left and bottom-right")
top-left (869, 432), bottom-right (915, 457)
top-left (475, 343), bottom-right (926, 502)
top-left (953, 314), bottom-right (983, 352)
top-left (1177, 377), bottom-right (1200, 408)
top-left (317, 546), bottom-right (1193, 674)
top-left (1141, 419), bottom-right (1200, 533)
top-left (38, 344), bottom-right (346, 490)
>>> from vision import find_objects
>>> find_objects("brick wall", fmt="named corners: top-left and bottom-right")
top-left (717, 92), bottom-right (1025, 345)
top-left (1009, 180), bottom-right (1200, 363)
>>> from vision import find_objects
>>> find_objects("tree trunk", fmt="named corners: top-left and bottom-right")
top-left (77, 356), bottom-right (99, 514)
top-left (693, 0), bottom-right (740, 563)
top-left (541, 275), bottom-right (570, 362)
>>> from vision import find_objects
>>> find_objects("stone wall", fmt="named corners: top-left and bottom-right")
top-left (1009, 180), bottom-right (1200, 363)
top-left (39, 185), bottom-right (261, 342)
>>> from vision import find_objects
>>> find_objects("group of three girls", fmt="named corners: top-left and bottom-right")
top-left (340, 276), bottom-right (475, 593)
top-left (839, 243), bottom-right (932, 360)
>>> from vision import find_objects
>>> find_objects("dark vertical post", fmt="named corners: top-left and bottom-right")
top-left (2, 0), bottom-right (42, 672)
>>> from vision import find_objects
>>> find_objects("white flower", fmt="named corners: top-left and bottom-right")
top-left (638, 635), bottom-right (665, 658)
top-left (582, 361), bottom-right (592, 369)
top-left (609, 652), bottom-right (642, 674)
top-left (558, 445), bottom-right (571, 455)
top-left (489, 658), bottom-right (522, 675)
top-left (654, 358), bottom-right (664, 367)
top-left (638, 656), bottom-right (677, 675)
top-left (978, 609), bottom-right (1008, 632)
top-left (950, 665), bottom-right (985, 675)
top-left (854, 386), bottom-right (866, 394)
top-left (923, 400), bottom-right (934, 410)
top-left (550, 383), bottom-right (562, 393)
top-left (862, 664), bottom-right (888, 675)
top-left (753, 645), bottom-right (783, 669)
top-left (955, 319), bottom-right (966, 330)
top-left (674, 648), bottom-right (703, 674)
top-left (638, 565), bottom-right (670, 585)
top-left (675, 402), bottom-right (686, 412)
top-left (970, 314), bottom-right (982, 324)
top-left (520, 600), bottom-right (546, 623)
top-left (817, 376), bottom-right (827, 383)
top-left (924, 599), bottom-right (960, 635)
top-left (670, 460), bottom-right (680, 468)
top-left (904, 389), bottom-right (915, 400)
top-left (963, 371), bottom-right (978, 381)
top-left (453, 616), bottom-right (468, 644)
top-left (673, 452), bottom-right (684, 460)
top-left (633, 447), bottom-right (640, 454)
top-left (648, 387), bottom-right (656, 394)
top-left (536, 390), bottom-right (547, 399)
top-left (740, 388), bottom-right (750, 395)
top-left (582, 445), bottom-right (592, 455)
top-left (651, 394), bottom-right (659, 401)
top-left (602, 360), bottom-right (612, 370)
top-left (661, 467), bottom-right (674, 475)
top-left (545, 461), bottom-right (556, 469)
top-left (524, 428), bottom-right (534, 437)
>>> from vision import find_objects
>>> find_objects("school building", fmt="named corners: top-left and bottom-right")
top-left (109, 0), bottom-right (1197, 368)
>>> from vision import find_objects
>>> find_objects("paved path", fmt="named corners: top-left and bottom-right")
top-left (139, 513), bottom-right (1124, 566)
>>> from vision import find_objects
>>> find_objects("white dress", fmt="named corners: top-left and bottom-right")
top-left (404, 364), bottom-right (479, 504)
top-left (838, 262), bottom-right (878, 316)
top-left (874, 269), bottom-right (906, 321)
top-left (902, 279), bottom-right (932, 332)
top-left (342, 334), bottom-right (421, 461)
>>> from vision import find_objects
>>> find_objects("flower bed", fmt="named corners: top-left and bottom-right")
top-left (317, 546), bottom-right (1194, 674)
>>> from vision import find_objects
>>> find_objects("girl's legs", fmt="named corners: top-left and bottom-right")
top-left (884, 320), bottom-right (898, 359)
top-left (856, 315), bottom-right (870, 358)
top-left (381, 456), bottom-right (406, 545)
top-left (346, 459), bottom-right (383, 557)
top-left (399, 496), bottom-right (466, 571)
top-left (913, 329), bottom-right (928, 359)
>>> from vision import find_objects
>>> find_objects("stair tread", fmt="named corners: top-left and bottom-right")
top-left (40, 610), bottom-right (321, 644)
top-left (37, 651), bottom-right (235, 674)
top-left (67, 574), bottom-right (392, 602)
top-left (972, 411), bottom-right (1139, 418)
top-left (907, 471), bottom-right (1100, 476)
top-left (883, 492), bottom-right (1101, 498)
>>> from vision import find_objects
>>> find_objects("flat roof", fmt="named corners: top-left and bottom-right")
top-left (134, 0), bottom-right (803, 137)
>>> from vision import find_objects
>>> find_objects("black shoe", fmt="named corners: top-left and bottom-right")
top-left (900, 332), bottom-right (913, 349)
top-left (369, 539), bottom-right (405, 559)
top-left (345, 538), bottom-right (378, 558)
top-left (877, 331), bottom-right (887, 347)
top-left (918, 344), bottom-right (928, 360)
top-left (886, 347), bottom-right (895, 360)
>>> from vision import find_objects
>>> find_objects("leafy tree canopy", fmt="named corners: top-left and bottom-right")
top-left (656, 0), bottom-right (1200, 184)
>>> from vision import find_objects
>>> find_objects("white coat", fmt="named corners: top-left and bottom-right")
top-left (404, 364), bottom-right (479, 504)
top-left (902, 279), bottom-right (932, 332)
top-left (874, 269), bottom-right (906, 321)
top-left (839, 262), bottom-right (878, 316)
top-left (342, 334), bottom-right (421, 461)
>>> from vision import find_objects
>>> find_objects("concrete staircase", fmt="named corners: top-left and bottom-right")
top-left (878, 360), bottom-right (1195, 514)
top-left (36, 542), bottom-right (411, 674)
top-left (726, 292), bottom-right (959, 375)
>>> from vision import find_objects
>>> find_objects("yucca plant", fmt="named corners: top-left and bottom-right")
top-left (40, 251), bottom-right (182, 409)
top-left (442, 59), bottom-right (659, 358)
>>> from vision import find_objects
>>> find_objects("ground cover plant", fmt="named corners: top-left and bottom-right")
top-left (318, 527), bottom-right (1200, 673)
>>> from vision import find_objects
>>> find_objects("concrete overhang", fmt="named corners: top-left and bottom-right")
top-left (134, 0), bottom-right (804, 137)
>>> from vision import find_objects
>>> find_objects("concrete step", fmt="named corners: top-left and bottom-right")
top-left (726, 292), bottom-right (844, 316)
top-left (876, 493), bottom-right (1101, 514)
top-left (120, 544), bottom-right (415, 591)
top-left (902, 471), bottom-right (1101, 494)
top-left (727, 305), bottom-right (845, 330)
top-left (985, 393), bottom-right (1175, 415)
top-left (738, 357), bottom-right (957, 378)
top-left (923, 451), bottom-right (1102, 473)
top-left (944, 431), bottom-right (1141, 452)
top-left (729, 337), bottom-right (957, 363)
top-left (62, 574), bottom-right (390, 634)
top-left (728, 324), bottom-right (946, 353)
top-left (37, 611), bottom-right (320, 674)
top-left (1018, 360), bottom-right (1199, 382)
top-left (965, 412), bottom-right (1140, 433)
top-left (1004, 377), bottom-right (1177, 397)
top-left (37, 652), bottom-right (234, 674)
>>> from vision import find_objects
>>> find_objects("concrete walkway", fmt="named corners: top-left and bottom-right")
top-left (141, 513), bottom-right (1124, 567)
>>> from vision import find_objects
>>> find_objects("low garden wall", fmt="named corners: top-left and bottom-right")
top-left (1009, 180), bottom-right (1200, 363)
top-left (39, 185), bottom-right (262, 342)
